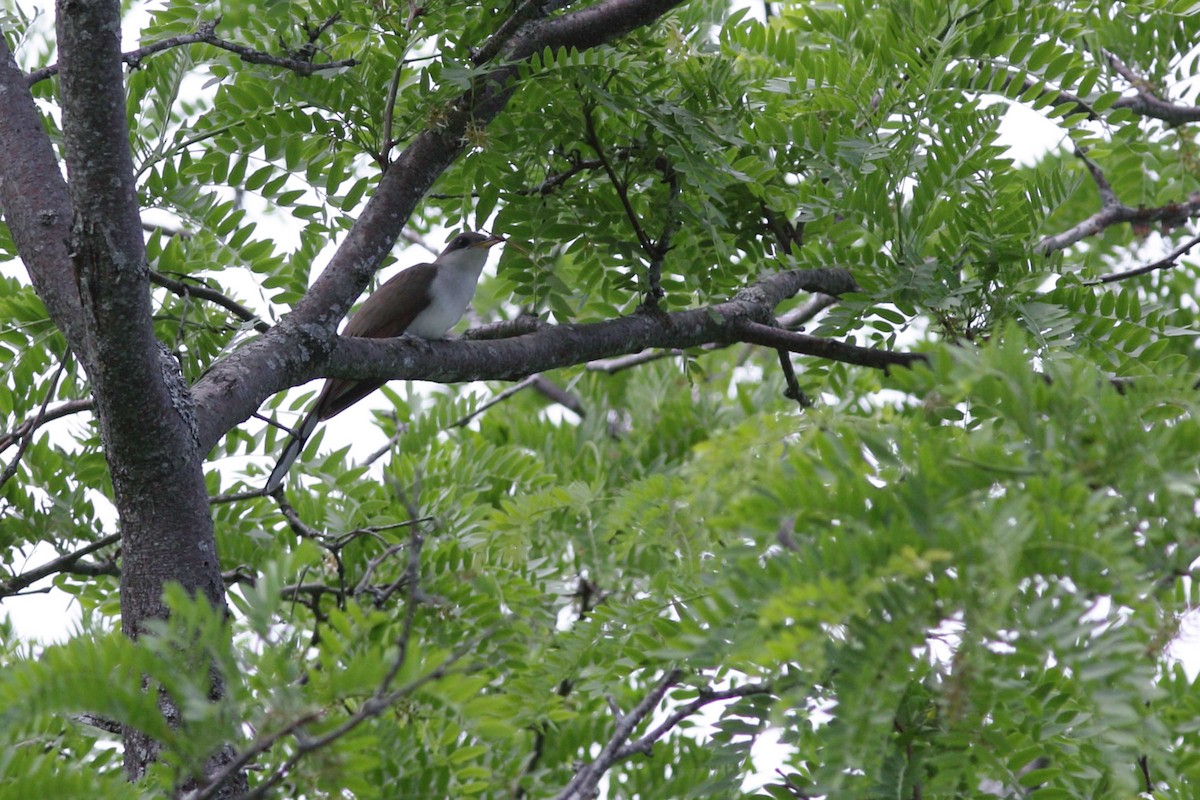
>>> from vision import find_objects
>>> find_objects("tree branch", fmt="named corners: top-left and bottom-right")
top-left (26, 17), bottom-right (357, 85)
top-left (149, 271), bottom-right (271, 334)
top-left (0, 38), bottom-right (85, 348)
top-left (1105, 50), bottom-right (1200, 127)
top-left (1074, 147), bottom-right (1117, 208)
top-left (1038, 191), bottom-right (1200, 255)
top-left (1087, 231), bottom-right (1200, 284)
top-left (0, 355), bottom-right (68, 489)
top-left (0, 532), bottom-right (121, 599)
top-left (197, 267), bottom-right (865, 451)
top-left (582, 105), bottom-right (656, 256)
top-left (733, 320), bottom-right (926, 371)
top-left (0, 396), bottom-right (91, 455)
top-left (612, 681), bottom-right (773, 760)
top-left (200, 628), bottom-right (491, 800)
top-left (553, 669), bottom-right (682, 800)
top-left (327, 270), bottom-right (910, 382)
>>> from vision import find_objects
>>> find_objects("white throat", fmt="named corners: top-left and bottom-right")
top-left (406, 246), bottom-right (490, 338)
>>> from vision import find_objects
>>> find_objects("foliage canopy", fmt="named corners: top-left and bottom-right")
top-left (2, 0), bottom-right (1200, 797)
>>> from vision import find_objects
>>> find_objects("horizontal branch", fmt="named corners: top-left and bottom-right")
top-left (324, 269), bottom-right (880, 382)
top-left (0, 398), bottom-right (93, 454)
top-left (1087, 232), bottom-right (1200, 284)
top-left (1038, 191), bottom-right (1200, 254)
top-left (0, 532), bottom-right (121, 599)
top-left (26, 17), bottom-right (356, 85)
top-left (1105, 50), bottom-right (1200, 127)
top-left (733, 320), bottom-right (925, 371)
top-left (193, 267), bottom-right (868, 451)
top-left (149, 271), bottom-right (271, 333)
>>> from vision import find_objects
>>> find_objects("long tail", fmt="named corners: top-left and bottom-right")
top-left (264, 408), bottom-right (322, 494)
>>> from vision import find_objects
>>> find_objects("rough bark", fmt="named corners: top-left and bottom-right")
top-left (53, 0), bottom-right (234, 788)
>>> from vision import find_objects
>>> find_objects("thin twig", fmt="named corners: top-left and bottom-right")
top-left (150, 270), bottom-right (271, 334)
top-left (27, 17), bottom-right (357, 85)
top-left (611, 681), bottom-right (773, 760)
top-left (358, 426), bottom-right (406, 468)
top-left (1074, 147), bottom-right (1118, 208)
top-left (452, 376), bottom-right (541, 427)
top-left (990, 68), bottom-right (1099, 120)
top-left (272, 491), bottom-right (324, 540)
top-left (188, 711), bottom-right (325, 800)
top-left (734, 320), bottom-right (926, 371)
top-left (0, 398), bottom-right (93, 454)
top-left (777, 294), bottom-right (838, 330)
top-left (0, 354), bottom-right (70, 490)
top-left (582, 106), bottom-right (654, 255)
top-left (209, 489), bottom-right (268, 505)
top-left (380, 60), bottom-right (406, 166)
top-left (776, 348), bottom-right (810, 407)
top-left (399, 228), bottom-right (440, 256)
top-left (0, 532), bottom-right (121, 598)
top-left (353, 541), bottom-right (409, 599)
top-left (587, 349), bottom-right (682, 373)
top-left (644, 156), bottom-right (680, 307)
top-left (529, 375), bottom-right (586, 417)
top-left (552, 669), bottom-right (683, 800)
top-left (226, 628), bottom-right (491, 800)
top-left (1087, 232), bottom-right (1200, 284)
top-left (380, 497), bottom-right (427, 688)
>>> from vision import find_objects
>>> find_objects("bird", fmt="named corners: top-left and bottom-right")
top-left (265, 231), bottom-right (505, 493)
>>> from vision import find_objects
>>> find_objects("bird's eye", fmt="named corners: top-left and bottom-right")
top-left (454, 235), bottom-right (468, 248)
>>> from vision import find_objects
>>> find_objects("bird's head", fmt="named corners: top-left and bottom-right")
top-left (440, 231), bottom-right (505, 258)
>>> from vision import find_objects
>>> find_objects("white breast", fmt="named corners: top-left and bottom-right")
top-left (405, 246), bottom-right (490, 338)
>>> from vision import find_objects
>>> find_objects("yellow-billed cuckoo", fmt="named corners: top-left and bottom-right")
top-left (265, 231), bottom-right (504, 493)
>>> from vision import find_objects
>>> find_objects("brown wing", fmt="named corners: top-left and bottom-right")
top-left (316, 262), bottom-right (437, 420)
top-left (342, 263), bottom-right (436, 338)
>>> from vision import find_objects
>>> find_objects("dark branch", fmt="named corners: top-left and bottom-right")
top-left (776, 348), bottom-right (810, 407)
top-left (195, 266), bottom-right (868, 452)
top-left (326, 268), bottom-right (888, 384)
top-left (646, 156), bottom-right (681, 306)
top-left (0, 398), bottom-right (93, 454)
top-left (1038, 191), bottom-right (1200, 254)
top-left (150, 271), bottom-right (271, 334)
top-left (210, 628), bottom-right (490, 800)
top-left (583, 105), bottom-right (655, 256)
top-left (27, 17), bottom-right (357, 85)
top-left (1087, 232), bottom-right (1200, 284)
top-left (733, 320), bottom-right (926, 371)
top-left (1105, 50), bottom-right (1200, 127)
top-left (1074, 147), bottom-right (1117, 208)
top-left (612, 681), bottom-right (773, 760)
top-left (553, 669), bottom-right (683, 800)
top-left (0, 532), bottom-right (121, 599)
top-left (0, 354), bottom-right (70, 490)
